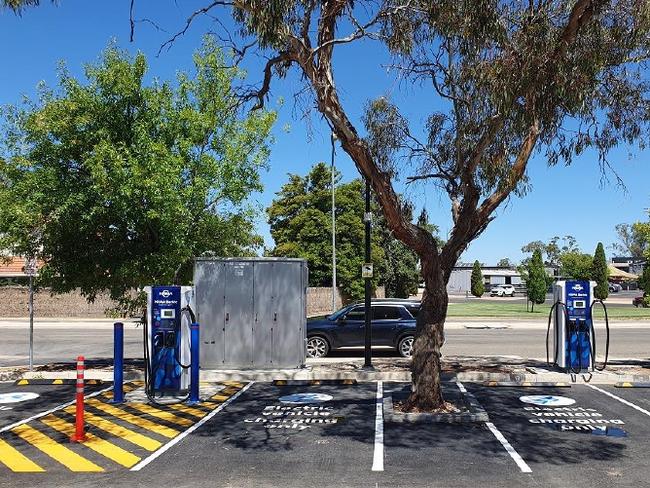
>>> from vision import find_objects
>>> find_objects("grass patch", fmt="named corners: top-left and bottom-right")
top-left (446, 301), bottom-right (650, 319)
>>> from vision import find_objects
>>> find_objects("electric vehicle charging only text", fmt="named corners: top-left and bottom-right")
top-left (546, 280), bottom-right (610, 380)
top-left (144, 285), bottom-right (197, 404)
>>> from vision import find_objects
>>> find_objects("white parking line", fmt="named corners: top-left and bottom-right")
top-left (371, 381), bottom-right (384, 472)
top-left (485, 422), bottom-right (532, 473)
top-left (455, 380), bottom-right (531, 473)
top-left (585, 384), bottom-right (650, 417)
top-left (130, 381), bottom-right (254, 472)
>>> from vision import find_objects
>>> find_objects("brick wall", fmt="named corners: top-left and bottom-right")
top-left (0, 285), bottom-right (387, 318)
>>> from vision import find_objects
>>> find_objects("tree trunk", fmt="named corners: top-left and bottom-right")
top-left (405, 254), bottom-right (448, 410)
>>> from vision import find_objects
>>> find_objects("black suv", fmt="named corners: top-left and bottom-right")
top-left (306, 299), bottom-right (420, 358)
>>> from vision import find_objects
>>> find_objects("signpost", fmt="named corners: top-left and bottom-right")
top-left (24, 257), bottom-right (37, 371)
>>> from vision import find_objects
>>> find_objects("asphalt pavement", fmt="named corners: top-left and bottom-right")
top-left (2, 380), bottom-right (650, 487)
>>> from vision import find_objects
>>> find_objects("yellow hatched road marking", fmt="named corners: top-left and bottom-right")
top-left (127, 403), bottom-right (193, 427)
top-left (11, 424), bottom-right (104, 472)
top-left (86, 399), bottom-right (178, 439)
top-left (41, 415), bottom-right (140, 468)
top-left (102, 382), bottom-right (142, 400)
top-left (62, 407), bottom-right (161, 451)
top-left (168, 404), bottom-right (209, 418)
top-left (0, 439), bottom-right (45, 472)
top-left (209, 394), bottom-right (230, 402)
top-left (221, 381), bottom-right (244, 388)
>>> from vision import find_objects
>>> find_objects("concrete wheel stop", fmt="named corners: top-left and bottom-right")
top-left (384, 382), bottom-right (489, 424)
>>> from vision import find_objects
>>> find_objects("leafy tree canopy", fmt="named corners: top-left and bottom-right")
top-left (521, 235), bottom-right (579, 267)
top-left (267, 162), bottom-right (384, 300)
top-left (138, 0), bottom-right (650, 410)
top-left (497, 257), bottom-right (514, 267)
top-left (612, 221), bottom-right (650, 257)
top-left (560, 251), bottom-right (594, 281)
top-left (0, 39), bottom-right (276, 312)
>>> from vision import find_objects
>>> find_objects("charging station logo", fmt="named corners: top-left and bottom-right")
top-left (572, 284), bottom-right (584, 291)
top-left (160, 289), bottom-right (172, 298)
top-left (519, 395), bottom-right (576, 407)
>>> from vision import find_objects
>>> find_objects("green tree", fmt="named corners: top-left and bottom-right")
top-left (470, 261), bottom-right (484, 298)
top-left (376, 205), bottom-right (419, 299)
top-left (560, 252), bottom-right (594, 282)
top-left (154, 0), bottom-right (650, 409)
top-left (639, 265), bottom-right (650, 307)
top-left (612, 222), bottom-right (650, 257)
top-left (267, 162), bottom-right (383, 300)
top-left (497, 258), bottom-right (513, 268)
top-left (592, 242), bottom-right (609, 300)
top-left (522, 235), bottom-right (579, 267)
top-left (526, 249), bottom-right (547, 312)
top-left (0, 40), bottom-right (276, 313)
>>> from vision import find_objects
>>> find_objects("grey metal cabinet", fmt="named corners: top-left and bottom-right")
top-left (194, 258), bottom-right (308, 369)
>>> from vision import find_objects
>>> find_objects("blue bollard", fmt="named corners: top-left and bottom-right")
top-left (188, 322), bottom-right (200, 404)
top-left (112, 322), bottom-right (124, 403)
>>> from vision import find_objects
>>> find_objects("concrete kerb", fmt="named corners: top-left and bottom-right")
top-left (17, 367), bottom-right (650, 385)
top-left (384, 384), bottom-right (489, 423)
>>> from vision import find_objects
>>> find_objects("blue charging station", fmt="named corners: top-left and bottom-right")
top-left (150, 286), bottom-right (184, 394)
top-left (143, 285), bottom-right (198, 403)
top-left (548, 280), bottom-right (610, 375)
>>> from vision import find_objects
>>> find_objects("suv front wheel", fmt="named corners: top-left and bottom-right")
top-left (306, 336), bottom-right (330, 358)
top-left (398, 335), bottom-right (414, 358)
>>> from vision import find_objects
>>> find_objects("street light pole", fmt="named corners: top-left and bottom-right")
top-left (363, 178), bottom-right (373, 368)
top-left (331, 132), bottom-right (338, 314)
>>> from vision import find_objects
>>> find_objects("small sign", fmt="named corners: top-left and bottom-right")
top-left (362, 263), bottom-right (373, 278)
top-left (24, 257), bottom-right (37, 277)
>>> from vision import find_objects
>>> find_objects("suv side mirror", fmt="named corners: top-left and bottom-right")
top-left (337, 316), bottom-right (347, 324)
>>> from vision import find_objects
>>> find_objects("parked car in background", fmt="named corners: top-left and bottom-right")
top-left (490, 284), bottom-right (516, 297)
top-left (633, 296), bottom-right (648, 308)
top-left (608, 283), bottom-right (622, 293)
top-left (306, 299), bottom-right (420, 359)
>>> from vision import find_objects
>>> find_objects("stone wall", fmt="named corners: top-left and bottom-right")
top-left (0, 287), bottom-right (118, 318)
top-left (0, 285), bottom-right (386, 318)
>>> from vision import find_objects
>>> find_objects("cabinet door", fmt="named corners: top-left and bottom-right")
top-left (253, 262), bottom-right (274, 367)
top-left (224, 262), bottom-right (254, 367)
top-left (272, 262), bottom-right (303, 367)
top-left (195, 261), bottom-right (225, 367)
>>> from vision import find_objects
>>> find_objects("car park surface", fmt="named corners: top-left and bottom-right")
top-left (2, 380), bottom-right (650, 488)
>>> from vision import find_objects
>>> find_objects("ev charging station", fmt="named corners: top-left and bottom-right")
top-left (547, 280), bottom-right (610, 377)
top-left (144, 285), bottom-right (196, 402)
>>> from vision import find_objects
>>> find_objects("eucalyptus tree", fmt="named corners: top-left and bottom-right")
top-left (147, 1), bottom-right (650, 409)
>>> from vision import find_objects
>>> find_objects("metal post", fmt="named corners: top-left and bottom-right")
top-left (331, 132), bottom-right (338, 314)
top-left (188, 322), bottom-right (200, 404)
top-left (364, 178), bottom-right (373, 368)
top-left (28, 273), bottom-right (34, 371)
top-left (112, 322), bottom-right (124, 403)
top-left (70, 356), bottom-right (86, 442)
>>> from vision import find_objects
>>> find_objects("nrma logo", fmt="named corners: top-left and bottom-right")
top-left (159, 289), bottom-right (173, 298)
top-left (571, 284), bottom-right (584, 291)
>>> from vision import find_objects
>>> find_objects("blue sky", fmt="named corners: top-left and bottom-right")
top-left (1, 1), bottom-right (648, 265)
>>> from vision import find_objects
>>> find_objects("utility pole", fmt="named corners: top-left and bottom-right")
top-left (25, 256), bottom-right (36, 371)
top-left (331, 132), bottom-right (337, 313)
top-left (363, 178), bottom-right (373, 368)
